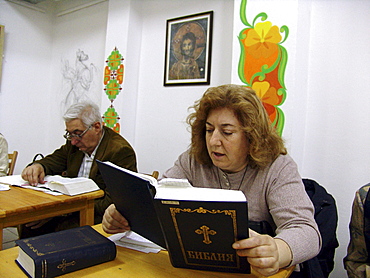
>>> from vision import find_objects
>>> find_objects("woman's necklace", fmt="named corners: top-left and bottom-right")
top-left (217, 166), bottom-right (248, 190)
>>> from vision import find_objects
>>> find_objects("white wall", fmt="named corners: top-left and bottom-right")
top-left (299, 2), bottom-right (370, 277)
top-left (0, 0), bottom-right (54, 170)
top-left (1, 0), bottom-right (370, 277)
top-left (48, 0), bottom-right (109, 167)
top-left (233, 0), bottom-right (370, 278)
top-left (232, 1), bottom-right (370, 277)
top-left (98, 0), bottom-right (234, 174)
top-left (131, 0), bottom-right (235, 175)
top-left (0, 0), bottom-right (108, 173)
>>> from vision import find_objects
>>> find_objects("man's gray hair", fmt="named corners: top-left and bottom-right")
top-left (63, 101), bottom-right (102, 127)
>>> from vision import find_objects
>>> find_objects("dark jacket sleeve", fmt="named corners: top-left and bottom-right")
top-left (344, 185), bottom-right (370, 278)
top-left (89, 127), bottom-right (137, 221)
top-left (34, 143), bottom-right (83, 176)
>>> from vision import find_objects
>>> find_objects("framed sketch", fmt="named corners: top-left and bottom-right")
top-left (0, 25), bottom-right (4, 85)
top-left (164, 11), bottom-right (213, 86)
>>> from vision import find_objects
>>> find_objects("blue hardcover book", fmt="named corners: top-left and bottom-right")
top-left (15, 225), bottom-right (116, 278)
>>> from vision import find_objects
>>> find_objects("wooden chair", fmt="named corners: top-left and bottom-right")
top-left (7, 151), bottom-right (18, 176)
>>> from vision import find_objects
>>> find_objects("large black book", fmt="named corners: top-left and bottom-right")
top-left (97, 161), bottom-right (167, 249)
top-left (15, 225), bottom-right (116, 278)
top-left (97, 160), bottom-right (250, 273)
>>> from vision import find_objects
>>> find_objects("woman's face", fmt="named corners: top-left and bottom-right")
top-left (205, 107), bottom-right (249, 173)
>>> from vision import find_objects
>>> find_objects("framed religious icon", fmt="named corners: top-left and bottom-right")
top-left (164, 11), bottom-right (213, 86)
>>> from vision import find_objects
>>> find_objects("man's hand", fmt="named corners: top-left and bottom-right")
top-left (102, 204), bottom-right (130, 234)
top-left (25, 218), bottom-right (53, 229)
top-left (21, 163), bottom-right (46, 186)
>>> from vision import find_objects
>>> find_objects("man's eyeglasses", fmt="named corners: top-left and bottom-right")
top-left (63, 124), bottom-right (92, 141)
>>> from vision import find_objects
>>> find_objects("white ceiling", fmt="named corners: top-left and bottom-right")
top-left (18, 0), bottom-right (48, 3)
top-left (6, 0), bottom-right (105, 15)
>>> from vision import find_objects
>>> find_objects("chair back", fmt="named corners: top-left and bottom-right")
top-left (8, 151), bottom-right (18, 175)
top-left (300, 178), bottom-right (339, 278)
top-left (143, 171), bottom-right (159, 180)
top-left (150, 171), bottom-right (159, 180)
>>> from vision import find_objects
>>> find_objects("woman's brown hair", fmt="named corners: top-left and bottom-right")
top-left (187, 84), bottom-right (286, 169)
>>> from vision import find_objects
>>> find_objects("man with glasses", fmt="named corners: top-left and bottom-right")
top-left (19, 101), bottom-right (137, 238)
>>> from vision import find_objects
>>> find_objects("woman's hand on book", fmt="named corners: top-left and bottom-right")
top-left (232, 229), bottom-right (292, 277)
top-left (102, 204), bottom-right (131, 234)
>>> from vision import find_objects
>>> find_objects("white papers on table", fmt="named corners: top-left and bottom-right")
top-left (0, 183), bottom-right (10, 191)
top-left (109, 231), bottom-right (164, 254)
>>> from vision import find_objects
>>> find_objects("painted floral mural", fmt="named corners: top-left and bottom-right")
top-left (102, 47), bottom-right (124, 133)
top-left (238, 0), bottom-right (288, 136)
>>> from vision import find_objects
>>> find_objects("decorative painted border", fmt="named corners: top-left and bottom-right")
top-left (102, 47), bottom-right (124, 133)
top-left (238, 0), bottom-right (288, 136)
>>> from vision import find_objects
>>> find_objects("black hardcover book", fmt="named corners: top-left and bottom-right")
top-left (96, 160), bottom-right (167, 249)
top-left (96, 160), bottom-right (250, 273)
top-left (15, 225), bottom-right (116, 278)
top-left (154, 186), bottom-right (249, 273)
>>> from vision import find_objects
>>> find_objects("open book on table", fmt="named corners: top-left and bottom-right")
top-left (96, 160), bottom-right (250, 274)
top-left (0, 174), bottom-right (99, 196)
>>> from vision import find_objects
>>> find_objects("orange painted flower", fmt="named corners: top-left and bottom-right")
top-left (238, 0), bottom-right (288, 136)
top-left (252, 81), bottom-right (276, 122)
top-left (244, 22), bottom-right (282, 59)
top-left (116, 64), bottom-right (124, 84)
top-left (104, 66), bottom-right (111, 85)
top-left (113, 123), bottom-right (120, 133)
top-left (252, 81), bottom-right (279, 106)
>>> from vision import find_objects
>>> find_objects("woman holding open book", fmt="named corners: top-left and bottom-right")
top-left (102, 84), bottom-right (321, 277)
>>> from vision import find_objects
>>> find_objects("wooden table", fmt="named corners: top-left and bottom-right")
top-left (0, 186), bottom-right (104, 250)
top-left (0, 224), bottom-right (294, 278)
